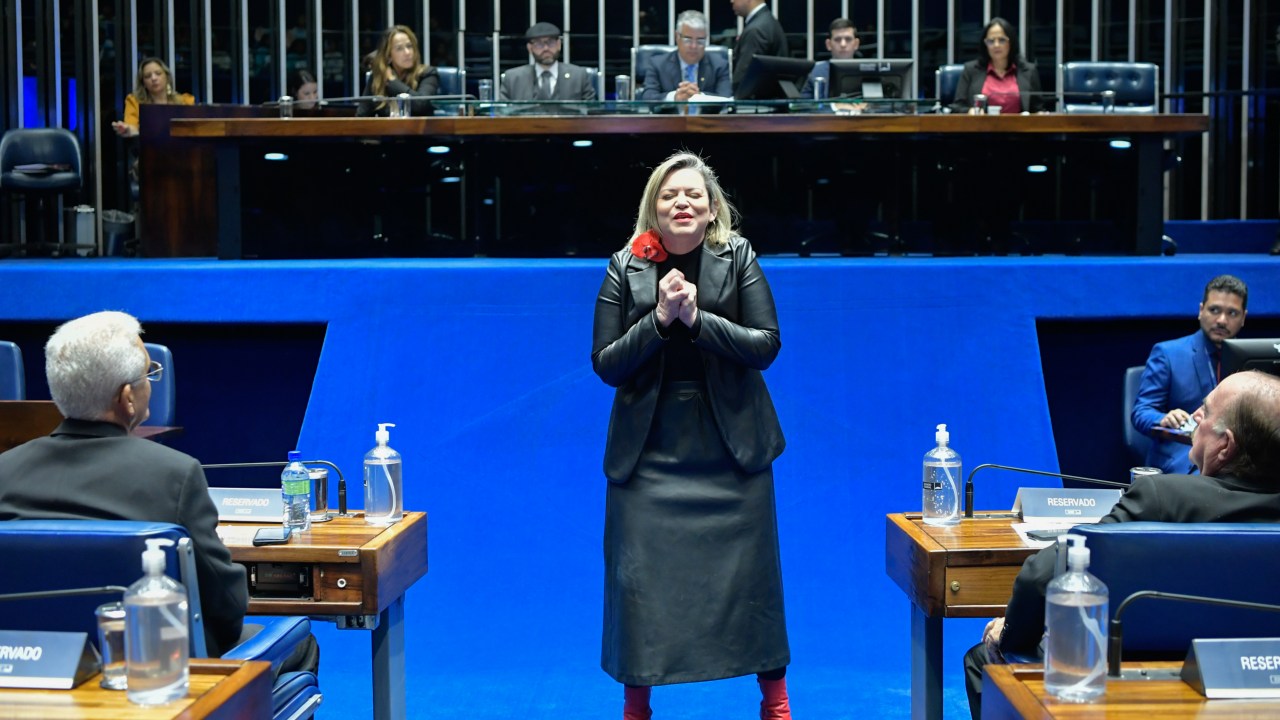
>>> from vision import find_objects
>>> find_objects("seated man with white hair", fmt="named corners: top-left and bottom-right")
top-left (0, 310), bottom-right (316, 672)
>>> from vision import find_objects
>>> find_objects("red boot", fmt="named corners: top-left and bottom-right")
top-left (758, 676), bottom-right (792, 720)
top-left (624, 685), bottom-right (652, 720)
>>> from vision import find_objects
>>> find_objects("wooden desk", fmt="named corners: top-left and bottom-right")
top-left (885, 512), bottom-right (1040, 720)
top-left (219, 511), bottom-right (427, 720)
top-left (156, 112), bottom-right (1207, 259)
top-left (0, 659), bottom-right (271, 719)
top-left (0, 401), bottom-right (181, 453)
top-left (983, 662), bottom-right (1280, 718)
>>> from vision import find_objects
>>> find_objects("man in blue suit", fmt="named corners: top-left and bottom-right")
top-left (799, 18), bottom-right (860, 99)
top-left (1131, 274), bottom-right (1249, 474)
top-left (641, 10), bottom-right (732, 102)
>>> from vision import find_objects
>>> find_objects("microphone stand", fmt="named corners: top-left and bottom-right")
top-left (1108, 590), bottom-right (1280, 678)
top-left (201, 460), bottom-right (350, 517)
top-left (963, 463), bottom-right (1131, 518)
top-left (0, 586), bottom-right (128, 602)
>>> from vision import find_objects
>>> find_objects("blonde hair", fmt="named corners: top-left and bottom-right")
top-left (631, 152), bottom-right (736, 249)
top-left (132, 57), bottom-right (183, 105)
top-left (369, 25), bottom-right (429, 110)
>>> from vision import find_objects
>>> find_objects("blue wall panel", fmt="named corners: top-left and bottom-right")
top-left (1, 254), bottom-right (1276, 718)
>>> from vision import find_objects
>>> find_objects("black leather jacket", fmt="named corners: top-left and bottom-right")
top-left (592, 235), bottom-right (785, 482)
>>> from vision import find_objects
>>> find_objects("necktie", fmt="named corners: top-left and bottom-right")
top-left (685, 65), bottom-right (696, 84)
top-left (539, 70), bottom-right (552, 100)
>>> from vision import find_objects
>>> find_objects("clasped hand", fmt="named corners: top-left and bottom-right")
top-left (674, 81), bottom-right (700, 102)
top-left (656, 269), bottom-right (698, 328)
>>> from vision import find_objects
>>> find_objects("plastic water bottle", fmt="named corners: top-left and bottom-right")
top-left (922, 423), bottom-right (961, 526)
top-left (124, 539), bottom-right (189, 706)
top-left (364, 422), bottom-right (403, 525)
top-left (281, 450), bottom-right (311, 532)
top-left (1045, 534), bottom-right (1109, 702)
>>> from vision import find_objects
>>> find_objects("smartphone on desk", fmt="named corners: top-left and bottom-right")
top-left (252, 526), bottom-right (292, 546)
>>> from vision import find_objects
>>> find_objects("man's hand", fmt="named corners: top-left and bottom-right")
top-left (1159, 408), bottom-right (1192, 429)
top-left (673, 81), bottom-right (700, 102)
top-left (982, 617), bottom-right (1006, 660)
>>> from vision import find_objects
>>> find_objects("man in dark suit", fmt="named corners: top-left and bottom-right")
top-left (498, 21), bottom-right (597, 102)
top-left (730, 0), bottom-right (789, 96)
top-left (641, 10), bottom-right (732, 102)
top-left (1132, 275), bottom-right (1248, 474)
top-left (0, 311), bottom-right (315, 672)
top-left (798, 18), bottom-right (859, 99)
top-left (964, 369), bottom-right (1280, 720)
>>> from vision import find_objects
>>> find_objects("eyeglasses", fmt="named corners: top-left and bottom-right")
top-left (529, 38), bottom-right (559, 49)
top-left (678, 34), bottom-right (709, 47)
top-left (984, 36), bottom-right (1010, 47)
top-left (142, 360), bottom-right (164, 383)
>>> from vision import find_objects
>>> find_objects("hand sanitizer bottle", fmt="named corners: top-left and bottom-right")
top-left (364, 422), bottom-right (403, 525)
top-left (1045, 534), bottom-right (1109, 702)
top-left (923, 423), bottom-right (961, 526)
top-left (125, 538), bottom-right (189, 706)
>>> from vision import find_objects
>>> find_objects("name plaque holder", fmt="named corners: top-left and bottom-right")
top-left (1013, 487), bottom-right (1122, 523)
top-left (0, 630), bottom-right (98, 689)
top-left (1181, 637), bottom-right (1280, 698)
top-left (209, 487), bottom-right (283, 522)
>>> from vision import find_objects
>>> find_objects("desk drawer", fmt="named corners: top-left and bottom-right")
top-left (944, 566), bottom-right (1019, 614)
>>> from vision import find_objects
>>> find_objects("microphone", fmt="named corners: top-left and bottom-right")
top-left (1108, 590), bottom-right (1280, 678)
top-left (0, 585), bottom-right (128, 602)
top-left (201, 459), bottom-right (350, 517)
top-left (963, 463), bottom-right (1131, 518)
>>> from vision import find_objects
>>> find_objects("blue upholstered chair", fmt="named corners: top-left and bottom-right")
top-left (0, 127), bottom-right (88, 257)
top-left (0, 520), bottom-right (321, 718)
top-left (0, 340), bottom-right (24, 400)
top-left (142, 342), bottom-right (175, 427)
top-left (935, 63), bottom-right (965, 107)
top-left (1077, 522), bottom-right (1280, 656)
top-left (1060, 61), bottom-right (1160, 114)
top-left (1122, 366), bottom-right (1152, 467)
top-left (435, 65), bottom-right (465, 97)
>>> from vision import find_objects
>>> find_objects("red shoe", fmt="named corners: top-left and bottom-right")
top-left (624, 685), bottom-right (652, 720)
top-left (758, 676), bottom-right (792, 720)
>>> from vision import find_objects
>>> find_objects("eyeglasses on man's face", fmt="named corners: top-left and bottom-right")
top-left (678, 34), bottom-right (708, 47)
top-left (984, 36), bottom-right (1010, 47)
top-left (142, 360), bottom-right (164, 383)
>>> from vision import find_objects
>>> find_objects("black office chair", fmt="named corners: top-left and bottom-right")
top-left (0, 340), bottom-right (24, 400)
top-left (1060, 61), bottom-right (1160, 114)
top-left (935, 63), bottom-right (965, 109)
top-left (0, 127), bottom-right (91, 257)
top-left (435, 65), bottom-right (466, 97)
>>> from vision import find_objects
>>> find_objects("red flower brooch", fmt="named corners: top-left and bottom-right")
top-left (630, 230), bottom-right (668, 262)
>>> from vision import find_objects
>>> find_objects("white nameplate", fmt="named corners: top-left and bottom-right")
top-left (208, 487), bottom-right (282, 522)
top-left (0, 630), bottom-right (97, 689)
top-left (1013, 487), bottom-right (1122, 523)
top-left (1182, 638), bottom-right (1280, 698)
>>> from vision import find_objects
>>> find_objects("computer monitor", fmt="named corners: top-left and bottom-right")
top-left (735, 55), bottom-right (815, 101)
top-left (828, 59), bottom-right (915, 100)
top-left (1221, 338), bottom-right (1280, 378)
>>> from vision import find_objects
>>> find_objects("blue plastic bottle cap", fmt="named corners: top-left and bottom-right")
top-left (288, 450), bottom-right (301, 461)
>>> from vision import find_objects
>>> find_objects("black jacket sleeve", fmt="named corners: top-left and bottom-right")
top-left (177, 460), bottom-right (248, 657)
top-left (591, 253), bottom-right (665, 388)
top-left (694, 246), bottom-right (781, 371)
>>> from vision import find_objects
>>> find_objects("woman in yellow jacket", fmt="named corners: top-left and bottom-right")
top-left (111, 57), bottom-right (194, 137)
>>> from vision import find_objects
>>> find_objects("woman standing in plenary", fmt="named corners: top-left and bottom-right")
top-left (592, 152), bottom-right (791, 720)
top-left (951, 17), bottom-right (1044, 114)
top-left (111, 57), bottom-right (195, 137)
top-left (357, 25), bottom-right (439, 117)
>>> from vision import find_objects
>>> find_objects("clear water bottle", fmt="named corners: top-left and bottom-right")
top-left (364, 422), bottom-right (403, 525)
top-left (922, 423), bottom-right (961, 526)
top-left (1045, 534), bottom-right (1109, 702)
top-left (125, 539), bottom-right (189, 706)
top-left (281, 450), bottom-right (311, 532)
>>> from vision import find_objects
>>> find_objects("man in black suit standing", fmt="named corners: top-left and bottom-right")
top-left (962, 369), bottom-right (1280, 720)
top-left (730, 0), bottom-right (789, 96)
top-left (641, 10), bottom-right (732, 102)
top-left (499, 21), bottom-right (597, 102)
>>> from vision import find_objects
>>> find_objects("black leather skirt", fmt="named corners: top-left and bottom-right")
top-left (601, 380), bottom-right (790, 686)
